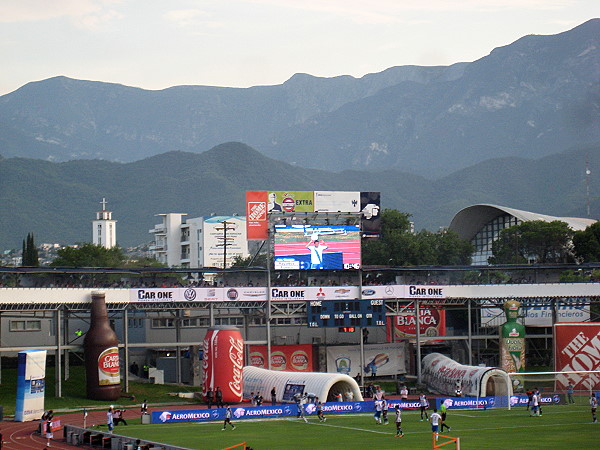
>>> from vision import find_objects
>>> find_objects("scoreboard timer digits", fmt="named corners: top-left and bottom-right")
top-left (307, 299), bottom-right (386, 328)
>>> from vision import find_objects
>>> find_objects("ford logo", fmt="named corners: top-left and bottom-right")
top-left (362, 289), bottom-right (375, 296)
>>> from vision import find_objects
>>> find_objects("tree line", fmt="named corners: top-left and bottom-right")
top-left (20, 209), bottom-right (600, 268)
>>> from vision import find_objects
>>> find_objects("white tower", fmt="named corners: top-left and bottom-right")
top-left (92, 198), bottom-right (117, 248)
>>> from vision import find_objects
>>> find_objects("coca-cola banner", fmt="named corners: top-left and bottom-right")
top-left (326, 343), bottom-right (407, 377)
top-left (554, 323), bottom-right (600, 390)
top-left (386, 303), bottom-right (446, 340)
top-left (248, 344), bottom-right (315, 372)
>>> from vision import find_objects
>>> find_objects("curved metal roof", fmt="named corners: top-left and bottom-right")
top-left (448, 204), bottom-right (597, 241)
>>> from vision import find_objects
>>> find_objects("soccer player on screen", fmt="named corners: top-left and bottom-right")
top-left (306, 234), bottom-right (327, 269)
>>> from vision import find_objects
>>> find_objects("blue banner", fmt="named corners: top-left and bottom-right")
top-left (152, 400), bottom-right (425, 423)
top-left (434, 394), bottom-right (563, 410)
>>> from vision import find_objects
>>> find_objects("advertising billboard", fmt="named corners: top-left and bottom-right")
top-left (554, 323), bottom-right (600, 390)
top-left (273, 224), bottom-right (361, 270)
top-left (326, 343), bottom-right (407, 376)
top-left (268, 191), bottom-right (314, 213)
top-left (360, 191), bottom-right (381, 238)
top-left (386, 303), bottom-right (446, 341)
top-left (246, 190), bottom-right (268, 240)
top-left (203, 216), bottom-right (248, 268)
top-left (314, 191), bottom-right (360, 212)
top-left (248, 344), bottom-right (315, 372)
top-left (15, 349), bottom-right (47, 422)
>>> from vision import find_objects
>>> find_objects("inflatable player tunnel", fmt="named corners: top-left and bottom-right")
top-left (422, 353), bottom-right (513, 397)
top-left (243, 366), bottom-right (364, 403)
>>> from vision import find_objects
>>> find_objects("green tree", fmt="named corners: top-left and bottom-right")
top-left (50, 243), bottom-right (125, 267)
top-left (21, 232), bottom-right (39, 266)
top-left (489, 220), bottom-right (575, 264)
top-left (573, 221), bottom-right (600, 262)
top-left (231, 253), bottom-right (268, 268)
top-left (362, 209), bottom-right (473, 266)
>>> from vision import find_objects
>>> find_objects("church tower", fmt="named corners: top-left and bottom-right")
top-left (92, 198), bottom-right (117, 248)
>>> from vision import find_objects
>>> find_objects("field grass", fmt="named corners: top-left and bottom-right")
top-left (102, 403), bottom-right (598, 450)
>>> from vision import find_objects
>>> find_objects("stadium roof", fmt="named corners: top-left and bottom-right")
top-left (448, 204), bottom-right (597, 241)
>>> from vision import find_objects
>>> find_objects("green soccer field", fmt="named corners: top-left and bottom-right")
top-left (103, 404), bottom-right (598, 450)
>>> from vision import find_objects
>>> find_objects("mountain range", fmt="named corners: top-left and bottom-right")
top-left (0, 19), bottom-right (598, 178)
top-left (0, 141), bottom-right (597, 250)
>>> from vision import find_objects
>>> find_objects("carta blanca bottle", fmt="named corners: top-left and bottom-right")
top-left (84, 292), bottom-right (121, 400)
top-left (500, 300), bottom-right (526, 373)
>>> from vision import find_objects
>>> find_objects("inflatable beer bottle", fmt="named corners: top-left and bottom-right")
top-left (500, 300), bottom-right (526, 373)
top-left (84, 292), bottom-right (121, 400)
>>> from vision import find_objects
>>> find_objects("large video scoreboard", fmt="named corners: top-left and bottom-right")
top-left (306, 299), bottom-right (386, 328)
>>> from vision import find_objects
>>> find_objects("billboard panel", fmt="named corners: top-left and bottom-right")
top-left (268, 191), bottom-right (314, 213)
top-left (360, 192), bottom-right (381, 238)
top-left (326, 343), bottom-right (407, 376)
top-left (314, 191), bottom-right (360, 212)
top-left (386, 303), bottom-right (446, 341)
top-left (554, 323), bottom-right (600, 390)
top-left (273, 224), bottom-right (361, 270)
top-left (248, 344), bottom-right (315, 372)
top-left (246, 191), bottom-right (268, 240)
top-left (203, 216), bottom-right (248, 268)
top-left (15, 349), bottom-right (47, 422)
top-left (481, 301), bottom-right (590, 327)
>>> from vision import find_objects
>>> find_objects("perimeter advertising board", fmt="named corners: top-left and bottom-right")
top-left (248, 344), bottom-right (315, 372)
top-left (326, 343), bottom-right (407, 376)
top-left (554, 323), bottom-right (600, 390)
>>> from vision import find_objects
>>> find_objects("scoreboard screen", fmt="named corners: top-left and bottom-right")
top-left (307, 299), bottom-right (386, 328)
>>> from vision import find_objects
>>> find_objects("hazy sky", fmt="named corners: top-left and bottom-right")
top-left (1, 1), bottom-right (598, 95)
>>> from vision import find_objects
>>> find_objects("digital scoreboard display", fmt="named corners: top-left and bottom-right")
top-left (306, 299), bottom-right (386, 328)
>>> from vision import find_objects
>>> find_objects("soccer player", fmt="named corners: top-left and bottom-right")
top-left (590, 394), bottom-right (598, 423)
top-left (222, 405), bottom-right (236, 431)
top-left (440, 402), bottom-right (451, 431)
top-left (374, 398), bottom-right (383, 424)
top-left (430, 408), bottom-right (442, 442)
top-left (419, 393), bottom-right (429, 421)
top-left (529, 390), bottom-right (540, 417)
top-left (394, 404), bottom-right (404, 437)
top-left (317, 401), bottom-right (326, 422)
top-left (107, 406), bottom-right (114, 433)
top-left (382, 397), bottom-right (389, 424)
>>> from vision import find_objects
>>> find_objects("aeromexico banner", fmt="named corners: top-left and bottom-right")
top-left (15, 349), bottom-right (47, 422)
top-left (249, 344), bottom-right (315, 372)
top-left (129, 285), bottom-right (447, 302)
top-left (554, 323), bottom-right (600, 390)
top-left (151, 400), bottom-right (422, 423)
top-left (434, 394), bottom-right (563, 410)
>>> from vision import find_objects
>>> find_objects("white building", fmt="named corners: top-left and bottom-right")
top-left (92, 198), bottom-right (117, 249)
top-left (149, 214), bottom-right (248, 268)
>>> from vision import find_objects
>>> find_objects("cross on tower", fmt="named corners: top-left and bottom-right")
top-left (100, 198), bottom-right (107, 210)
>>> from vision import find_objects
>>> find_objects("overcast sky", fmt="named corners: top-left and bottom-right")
top-left (1, 1), bottom-right (598, 96)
